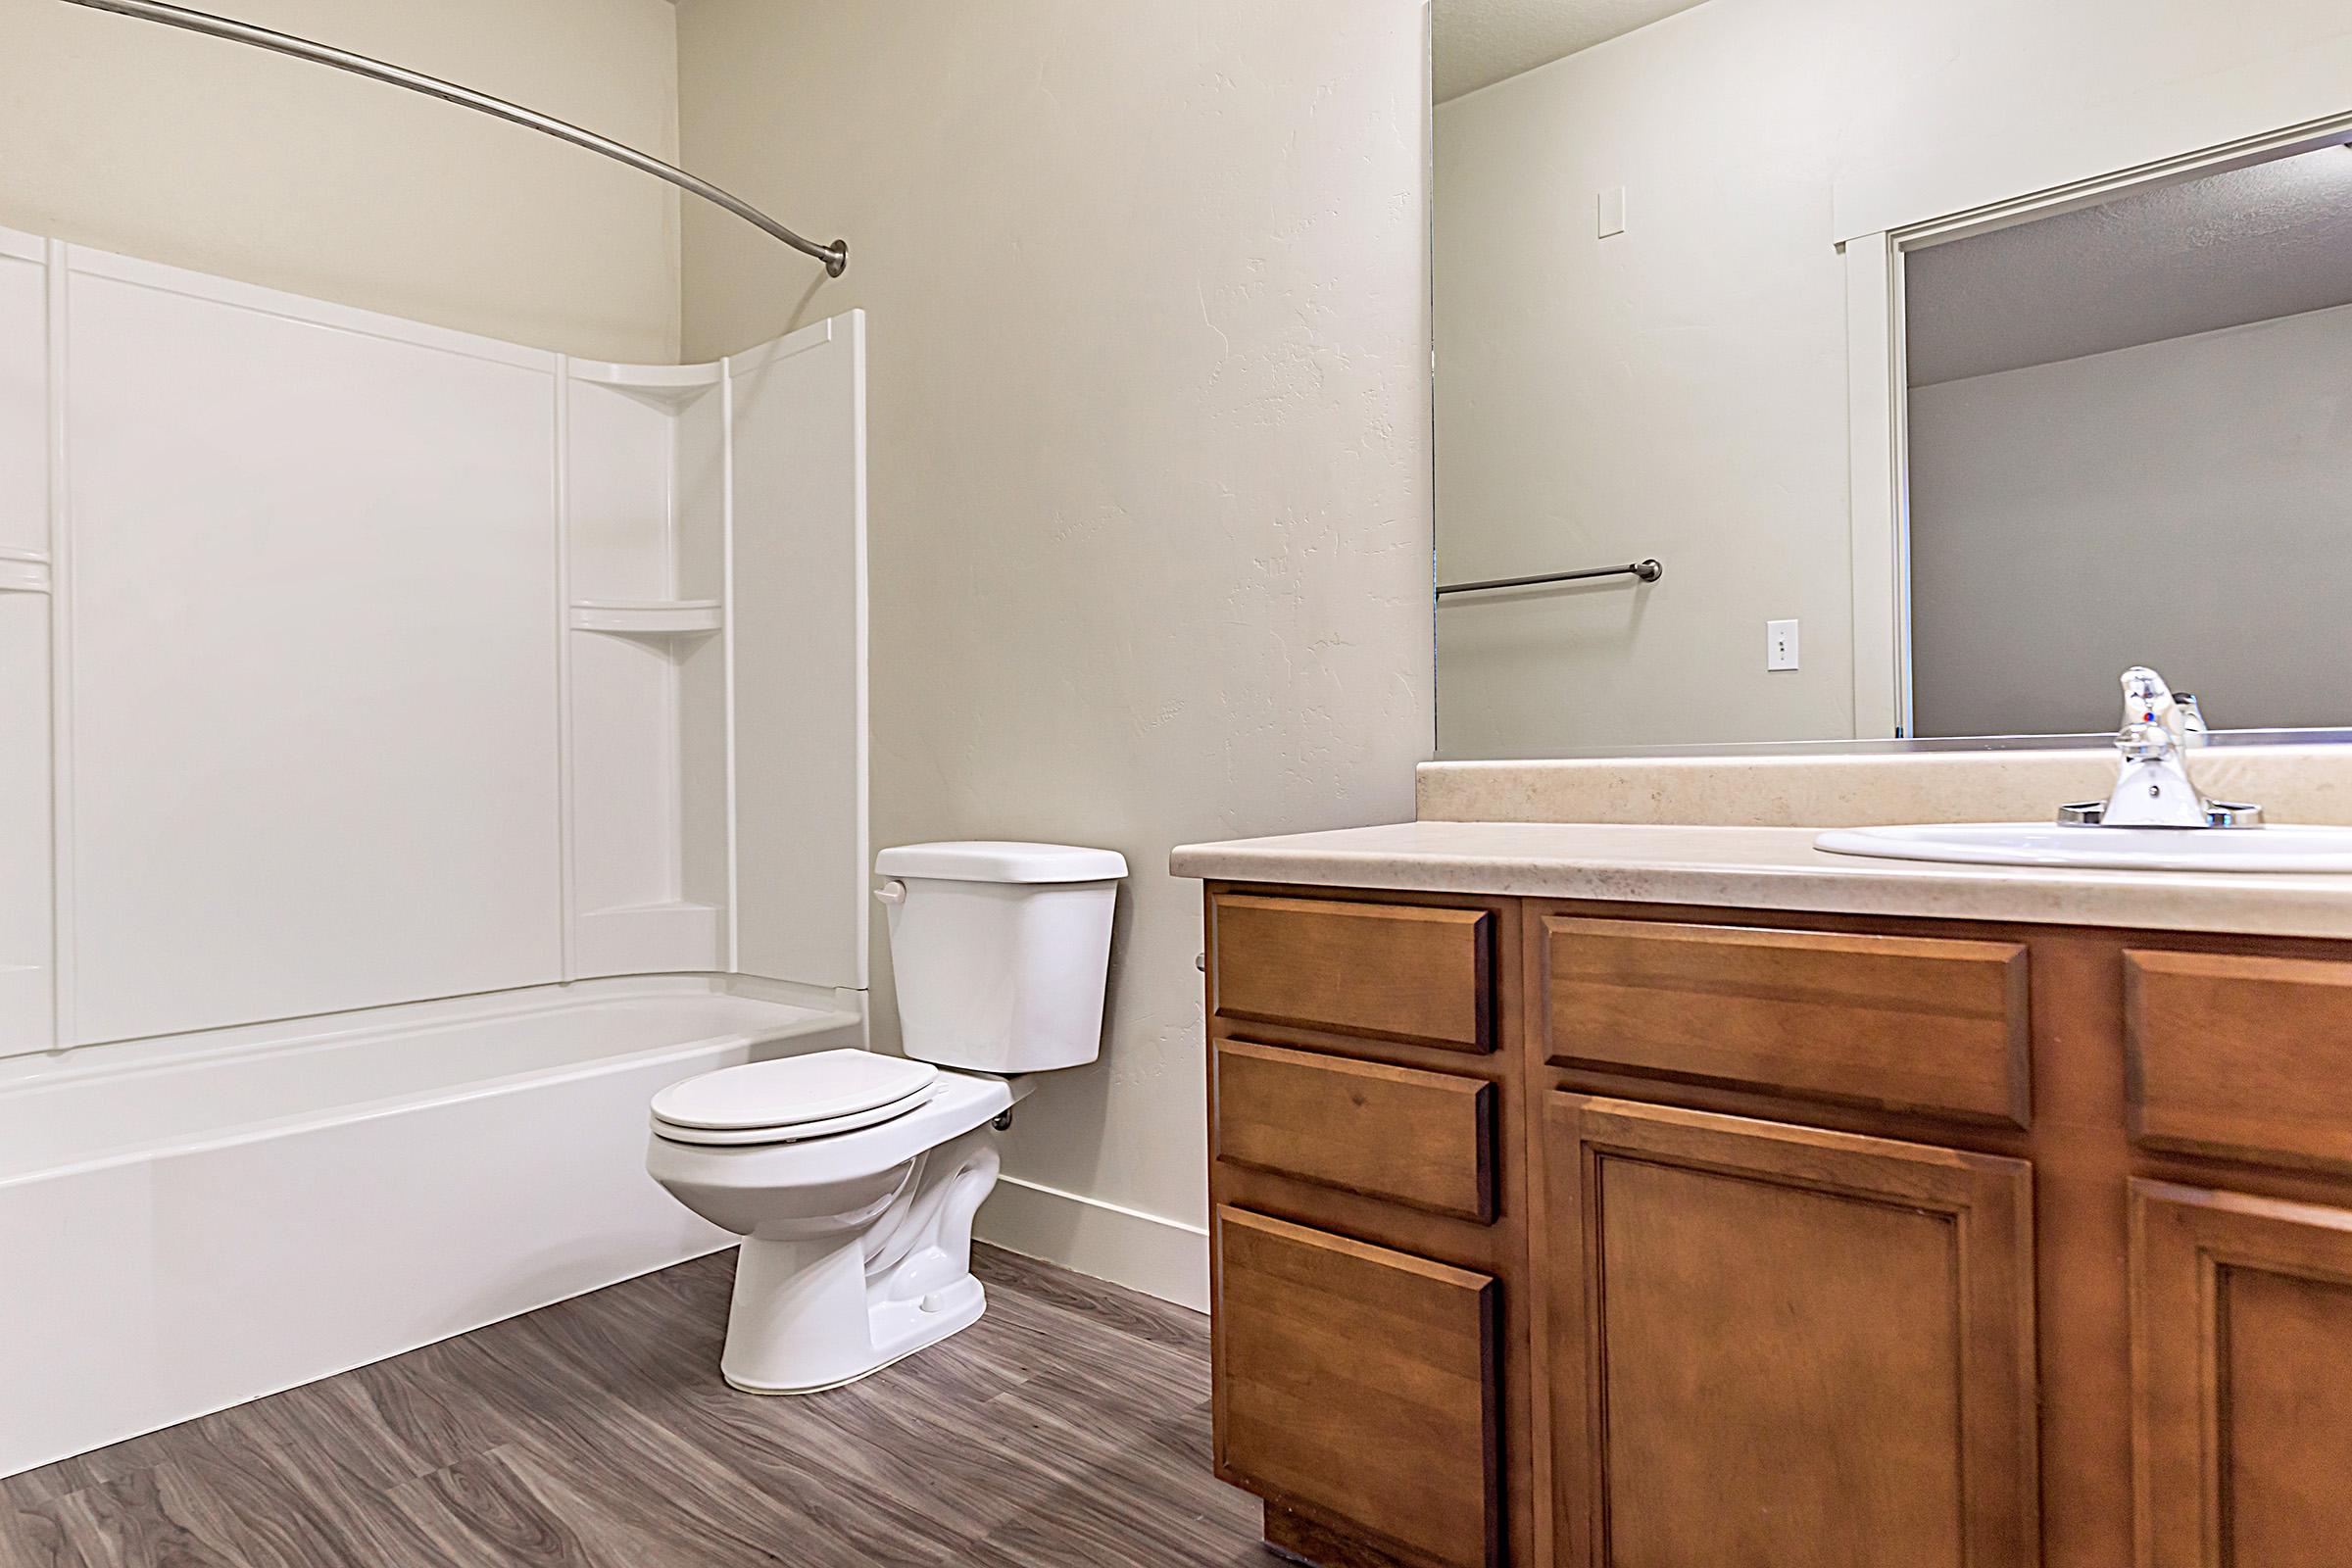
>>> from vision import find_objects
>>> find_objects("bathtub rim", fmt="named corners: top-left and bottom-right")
top-left (0, 978), bottom-right (863, 1191)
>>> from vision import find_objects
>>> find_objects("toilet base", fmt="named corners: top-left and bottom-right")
top-left (715, 1124), bottom-right (1002, 1396)
top-left (723, 1274), bottom-right (987, 1396)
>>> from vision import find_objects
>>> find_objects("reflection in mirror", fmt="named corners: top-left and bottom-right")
top-left (1432, 0), bottom-right (2352, 760)
top-left (1904, 146), bottom-right (2352, 738)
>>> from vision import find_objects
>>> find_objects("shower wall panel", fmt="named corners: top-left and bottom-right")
top-left (729, 316), bottom-right (867, 992)
top-left (63, 251), bottom-right (564, 1043)
top-left (0, 230), bottom-right (52, 1052)
top-left (0, 234), bottom-right (42, 560)
top-left (0, 596), bottom-right (47, 1053)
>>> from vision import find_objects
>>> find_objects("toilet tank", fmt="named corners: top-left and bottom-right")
top-left (874, 842), bottom-right (1126, 1073)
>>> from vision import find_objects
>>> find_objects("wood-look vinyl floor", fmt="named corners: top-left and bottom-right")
top-left (0, 1247), bottom-right (1271, 1568)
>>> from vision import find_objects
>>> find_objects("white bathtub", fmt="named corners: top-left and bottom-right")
top-left (0, 978), bottom-right (861, 1478)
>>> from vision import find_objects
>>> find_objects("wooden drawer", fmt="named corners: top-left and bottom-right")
top-left (1215, 1207), bottom-right (1499, 1568)
top-left (1541, 915), bottom-right (2031, 1127)
top-left (1215, 1039), bottom-right (1494, 1222)
top-left (2127, 950), bottom-right (2352, 1173)
top-left (1212, 894), bottom-right (1493, 1053)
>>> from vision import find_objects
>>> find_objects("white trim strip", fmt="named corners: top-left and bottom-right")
top-left (553, 360), bottom-right (577, 984)
top-left (720, 344), bottom-right (742, 975)
top-left (1843, 235), bottom-right (1900, 739)
top-left (976, 1175), bottom-right (1209, 1313)
top-left (46, 238), bottom-right (74, 1046)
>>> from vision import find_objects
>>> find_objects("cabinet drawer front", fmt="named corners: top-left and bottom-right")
top-left (1542, 916), bottom-right (2031, 1126)
top-left (1213, 894), bottom-right (1493, 1053)
top-left (2127, 950), bottom-right (2352, 1173)
top-left (1215, 1207), bottom-right (1498, 1568)
top-left (1216, 1040), bottom-right (1494, 1222)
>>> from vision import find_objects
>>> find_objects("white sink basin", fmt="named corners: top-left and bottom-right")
top-left (1816, 822), bottom-right (2352, 873)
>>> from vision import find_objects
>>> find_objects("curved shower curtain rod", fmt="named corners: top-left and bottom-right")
top-left (58, 0), bottom-right (850, 278)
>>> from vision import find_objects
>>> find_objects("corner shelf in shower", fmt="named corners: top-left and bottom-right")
top-left (568, 359), bottom-right (722, 412)
top-left (568, 599), bottom-right (724, 636)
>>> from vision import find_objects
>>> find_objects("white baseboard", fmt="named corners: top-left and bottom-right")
top-left (975, 1176), bottom-right (1209, 1313)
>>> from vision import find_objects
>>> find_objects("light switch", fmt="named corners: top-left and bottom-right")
top-left (1767, 619), bottom-right (1799, 671)
top-left (1597, 186), bottom-right (1626, 238)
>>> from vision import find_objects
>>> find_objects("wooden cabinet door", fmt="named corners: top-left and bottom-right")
top-left (1546, 1096), bottom-right (2038, 1568)
top-left (2132, 1180), bottom-right (2352, 1568)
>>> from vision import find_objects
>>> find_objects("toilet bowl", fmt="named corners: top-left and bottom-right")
top-left (645, 1058), bottom-right (1031, 1393)
top-left (647, 841), bottom-right (1124, 1394)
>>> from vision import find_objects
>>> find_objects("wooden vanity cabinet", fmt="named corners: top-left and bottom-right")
top-left (1206, 882), bottom-right (2352, 1568)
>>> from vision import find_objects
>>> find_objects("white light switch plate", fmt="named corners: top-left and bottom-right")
top-left (1767, 619), bottom-right (1799, 671)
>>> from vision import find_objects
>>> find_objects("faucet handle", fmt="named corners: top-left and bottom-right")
top-left (2175, 693), bottom-right (2210, 746)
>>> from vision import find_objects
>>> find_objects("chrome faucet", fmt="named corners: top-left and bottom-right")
top-left (2058, 667), bottom-right (2261, 828)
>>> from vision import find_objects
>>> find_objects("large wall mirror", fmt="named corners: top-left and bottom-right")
top-left (1432, 0), bottom-right (2352, 759)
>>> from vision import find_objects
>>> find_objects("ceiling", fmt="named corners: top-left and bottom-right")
top-left (1435, 0), bottom-right (1712, 103)
top-left (1906, 144), bottom-right (2352, 386)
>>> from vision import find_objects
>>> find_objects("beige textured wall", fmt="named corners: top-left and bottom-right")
top-left (677, 0), bottom-right (1434, 1298)
top-left (1, 0), bottom-right (682, 362)
top-left (1435, 0), bottom-right (2352, 758)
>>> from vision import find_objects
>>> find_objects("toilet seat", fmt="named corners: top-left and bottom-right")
top-left (651, 1050), bottom-right (940, 1147)
top-left (651, 1083), bottom-right (939, 1146)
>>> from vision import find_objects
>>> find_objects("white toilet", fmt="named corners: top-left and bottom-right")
top-left (646, 841), bottom-right (1125, 1395)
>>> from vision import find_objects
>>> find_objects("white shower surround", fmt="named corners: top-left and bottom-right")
top-left (0, 225), bottom-right (871, 1474)
top-left (0, 222), bottom-right (868, 1055)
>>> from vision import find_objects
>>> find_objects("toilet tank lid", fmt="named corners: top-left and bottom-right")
top-left (875, 841), bottom-right (1128, 884)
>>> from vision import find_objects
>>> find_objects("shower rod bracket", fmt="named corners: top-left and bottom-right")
top-left (58, 0), bottom-right (850, 279)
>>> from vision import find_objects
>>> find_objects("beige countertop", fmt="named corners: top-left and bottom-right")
top-left (1169, 819), bottom-right (2352, 939)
